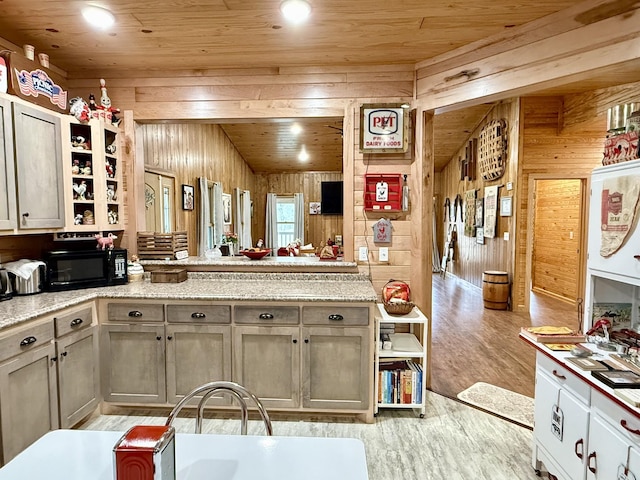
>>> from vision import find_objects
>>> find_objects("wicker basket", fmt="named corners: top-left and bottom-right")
top-left (383, 302), bottom-right (414, 316)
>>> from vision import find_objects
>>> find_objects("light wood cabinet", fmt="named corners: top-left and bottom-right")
top-left (302, 326), bottom-right (370, 410)
top-left (12, 101), bottom-right (64, 229)
top-left (100, 323), bottom-right (166, 404)
top-left (55, 322), bottom-right (100, 429)
top-left (0, 96), bottom-right (16, 230)
top-left (166, 323), bottom-right (231, 405)
top-left (233, 325), bottom-right (300, 408)
top-left (0, 334), bottom-right (58, 465)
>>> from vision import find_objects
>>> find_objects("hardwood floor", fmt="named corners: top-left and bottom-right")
top-left (430, 274), bottom-right (577, 399)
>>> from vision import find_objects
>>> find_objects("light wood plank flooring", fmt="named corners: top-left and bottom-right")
top-left (430, 274), bottom-right (577, 399)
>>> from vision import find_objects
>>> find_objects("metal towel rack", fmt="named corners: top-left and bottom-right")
top-left (165, 381), bottom-right (273, 436)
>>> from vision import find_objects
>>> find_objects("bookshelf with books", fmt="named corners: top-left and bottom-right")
top-left (374, 303), bottom-right (428, 417)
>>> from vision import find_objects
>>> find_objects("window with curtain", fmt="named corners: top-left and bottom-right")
top-left (276, 196), bottom-right (296, 248)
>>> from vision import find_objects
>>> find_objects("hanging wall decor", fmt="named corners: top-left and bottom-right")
top-left (359, 103), bottom-right (409, 153)
top-left (484, 185), bottom-right (499, 238)
top-left (460, 138), bottom-right (478, 181)
top-left (464, 189), bottom-right (476, 236)
top-left (479, 119), bottom-right (507, 181)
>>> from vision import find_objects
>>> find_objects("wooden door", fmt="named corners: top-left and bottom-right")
top-left (100, 324), bottom-right (166, 404)
top-left (56, 326), bottom-right (100, 428)
top-left (166, 324), bottom-right (231, 406)
top-left (12, 102), bottom-right (64, 229)
top-left (301, 326), bottom-right (370, 410)
top-left (233, 326), bottom-right (299, 408)
top-left (532, 179), bottom-right (583, 302)
top-left (0, 97), bottom-right (16, 230)
top-left (0, 344), bottom-right (58, 464)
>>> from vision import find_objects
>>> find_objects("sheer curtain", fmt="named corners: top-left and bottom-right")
top-left (213, 182), bottom-right (224, 246)
top-left (294, 193), bottom-right (304, 244)
top-left (198, 177), bottom-right (210, 256)
top-left (234, 188), bottom-right (253, 250)
top-left (265, 193), bottom-right (278, 251)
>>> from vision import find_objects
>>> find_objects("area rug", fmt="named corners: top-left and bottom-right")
top-left (457, 382), bottom-right (534, 428)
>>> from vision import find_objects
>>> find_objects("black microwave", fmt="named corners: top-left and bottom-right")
top-left (45, 249), bottom-right (128, 292)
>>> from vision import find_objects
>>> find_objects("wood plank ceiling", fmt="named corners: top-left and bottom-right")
top-left (0, 0), bottom-right (598, 173)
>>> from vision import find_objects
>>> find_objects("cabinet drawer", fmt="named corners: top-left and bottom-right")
top-left (166, 304), bottom-right (231, 324)
top-left (234, 305), bottom-right (299, 325)
top-left (107, 303), bottom-right (164, 322)
top-left (302, 306), bottom-right (370, 326)
top-left (54, 305), bottom-right (93, 337)
top-left (537, 353), bottom-right (590, 405)
top-left (0, 321), bottom-right (54, 363)
top-left (592, 389), bottom-right (640, 443)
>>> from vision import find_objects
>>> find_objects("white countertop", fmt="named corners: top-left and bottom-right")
top-left (0, 429), bottom-right (369, 480)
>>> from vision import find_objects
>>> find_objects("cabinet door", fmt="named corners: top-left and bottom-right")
top-left (12, 102), bottom-right (64, 229)
top-left (0, 97), bottom-right (16, 230)
top-left (534, 370), bottom-right (589, 480)
top-left (0, 343), bottom-right (58, 465)
top-left (57, 326), bottom-right (100, 428)
top-left (166, 324), bottom-right (231, 406)
top-left (302, 326), bottom-right (370, 410)
top-left (586, 414), bottom-right (640, 479)
top-left (101, 324), bottom-right (166, 404)
top-left (233, 326), bottom-right (299, 408)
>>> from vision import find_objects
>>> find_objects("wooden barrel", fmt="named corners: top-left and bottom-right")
top-left (482, 271), bottom-right (510, 310)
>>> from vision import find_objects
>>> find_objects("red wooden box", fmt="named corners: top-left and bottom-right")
top-left (113, 425), bottom-right (176, 480)
top-left (364, 173), bottom-right (402, 211)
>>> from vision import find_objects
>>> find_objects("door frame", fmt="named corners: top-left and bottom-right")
top-left (525, 173), bottom-right (590, 312)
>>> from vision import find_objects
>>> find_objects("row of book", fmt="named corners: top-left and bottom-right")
top-left (378, 360), bottom-right (423, 405)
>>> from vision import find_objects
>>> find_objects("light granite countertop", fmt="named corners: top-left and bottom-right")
top-left (0, 272), bottom-right (377, 331)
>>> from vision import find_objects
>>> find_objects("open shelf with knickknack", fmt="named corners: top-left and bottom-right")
top-left (374, 303), bottom-right (427, 417)
top-left (61, 117), bottom-right (123, 232)
top-left (364, 173), bottom-right (403, 212)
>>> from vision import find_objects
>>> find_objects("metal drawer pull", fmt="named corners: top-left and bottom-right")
top-left (128, 311), bottom-right (143, 317)
top-left (259, 313), bottom-right (274, 320)
top-left (621, 420), bottom-right (640, 435)
top-left (60, 351), bottom-right (67, 357)
top-left (191, 312), bottom-right (206, 319)
top-left (574, 438), bottom-right (584, 459)
top-left (70, 318), bottom-right (84, 327)
top-left (587, 452), bottom-right (597, 473)
top-left (552, 369), bottom-right (566, 380)
top-left (20, 336), bottom-right (37, 347)
top-left (328, 314), bottom-right (344, 321)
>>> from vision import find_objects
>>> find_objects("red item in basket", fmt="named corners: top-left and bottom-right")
top-left (382, 280), bottom-right (411, 303)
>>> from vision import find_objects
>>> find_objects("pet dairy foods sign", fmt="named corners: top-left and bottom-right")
top-left (360, 103), bottom-right (409, 153)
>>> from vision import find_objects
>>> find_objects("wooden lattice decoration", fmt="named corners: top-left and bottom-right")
top-left (478, 119), bottom-right (507, 181)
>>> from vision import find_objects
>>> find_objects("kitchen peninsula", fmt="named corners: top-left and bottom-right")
top-left (0, 272), bottom-right (376, 464)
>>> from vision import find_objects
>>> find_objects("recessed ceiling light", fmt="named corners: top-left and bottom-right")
top-left (290, 123), bottom-right (302, 135)
top-left (280, 0), bottom-right (311, 24)
top-left (82, 6), bottom-right (115, 30)
top-left (298, 146), bottom-right (309, 162)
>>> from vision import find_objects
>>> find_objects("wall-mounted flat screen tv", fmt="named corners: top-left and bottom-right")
top-left (321, 181), bottom-right (343, 215)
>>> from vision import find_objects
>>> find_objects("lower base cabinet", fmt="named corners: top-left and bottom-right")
top-left (0, 343), bottom-right (58, 464)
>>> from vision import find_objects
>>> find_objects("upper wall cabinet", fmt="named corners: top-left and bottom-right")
top-left (0, 97), bottom-right (17, 230)
top-left (61, 118), bottom-right (123, 231)
top-left (12, 102), bottom-right (65, 229)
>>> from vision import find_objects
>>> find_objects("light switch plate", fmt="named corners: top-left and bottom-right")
top-left (379, 247), bottom-right (389, 262)
top-left (503, 232), bottom-right (510, 241)
top-left (359, 246), bottom-right (368, 261)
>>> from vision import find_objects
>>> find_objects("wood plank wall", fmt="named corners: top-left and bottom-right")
top-left (514, 96), bottom-right (606, 310)
top-left (138, 123), bottom-right (255, 255)
top-left (436, 99), bottom-right (519, 290)
top-left (253, 172), bottom-right (343, 249)
top-left (532, 179), bottom-right (581, 302)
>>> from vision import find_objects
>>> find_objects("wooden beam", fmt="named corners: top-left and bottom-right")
top-left (563, 80), bottom-right (640, 128)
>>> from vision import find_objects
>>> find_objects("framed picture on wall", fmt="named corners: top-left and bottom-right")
top-left (222, 193), bottom-right (232, 225)
top-left (475, 198), bottom-right (484, 227)
top-left (500, 196), bottom-right (513, 217)
top-left (182, 184), bottom-right (194, 211)
top-left (476, 227), bottom-right (484, 244)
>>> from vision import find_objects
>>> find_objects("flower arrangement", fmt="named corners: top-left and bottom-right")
top-left (223, 232), bottom-right (238, 244)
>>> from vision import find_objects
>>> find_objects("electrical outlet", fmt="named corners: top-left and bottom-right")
top-left (358, 246), bottom-right (368, 261)
top-left (379, 247), bottom-right (389, 262)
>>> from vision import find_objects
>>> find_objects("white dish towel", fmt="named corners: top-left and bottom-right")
top-left (4, 260), bottom-right (46, 279)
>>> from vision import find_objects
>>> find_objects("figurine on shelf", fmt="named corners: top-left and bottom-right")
top-left (71, 159), bottom-right (80, 174)
top-left (106, 185), bottom-right (116, 202)
top-left (69, 97), bottom-right (90, 123)
top-left (106, 142), bottom-right (117, 155)
top-left (97, 78), bottom-right (121, 127)
top-left (95, 232), bottom-right (116, 250)
top-left (71, 135), bottom-right (90, 150)
top-left (73, 180), bottom-right (87, 200)
top-left (82, 160), bottom-right (92, 176)
top-left (82, 209), bottom-right (94, 225)
top-left (108, 209), bottom-right (118, 224)
top-left (74, 213), bottom-right (83, 225)
top-left (88, 93), bottom-right (97, 111)
top-left (105, 160), bottom-right (114, 178)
